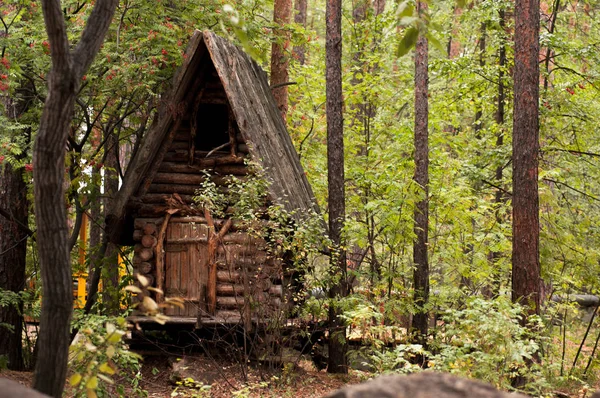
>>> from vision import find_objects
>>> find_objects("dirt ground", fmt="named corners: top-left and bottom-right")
top-left (0, 353), bottom-right (362, 397)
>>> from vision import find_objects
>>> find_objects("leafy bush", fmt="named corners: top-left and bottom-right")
top-left (430, 296), bottom-right (546, 392)
top-left (69, 313), bottom-right (146, 398)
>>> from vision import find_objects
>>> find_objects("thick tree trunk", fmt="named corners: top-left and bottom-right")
top-left (33, 1), bottom-right (118, 396)
top-left (512, 0), bottom-right (541, 315)
top-left (293, 0), bottom-right (308, 65)
top-left (326, 0), bottom-right (347, 374)
top-left (0, 162), bottom-right (28, 371)
top-left (0, 79), bottom-right (33, 372)
top-left (411, 0), bottom-right (430, 350)
top-left (271, 0), bottom-right (292, 121)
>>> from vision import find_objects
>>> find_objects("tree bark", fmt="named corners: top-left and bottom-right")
top-left (102, 126), bottom-right (120, 314)
top-left (293, 0), bottom-right (308, 65)
top-left (0, 78), bottom-right (34, 372)
top-left (271, 0), bottom-right (292, 121)
top-left (512, 0), bottom-right (541, 316)
top-left (411, 0), bottom-right (430, 351)
top-left (326, 0), bottom-right (347, 374)
top-left (0, 162), bottom-right (28, 371)
top-left (33, 1), bottom-right (118, 396)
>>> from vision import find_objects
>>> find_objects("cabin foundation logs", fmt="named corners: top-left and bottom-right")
top-left (131, 216), bottom-right (285, 323)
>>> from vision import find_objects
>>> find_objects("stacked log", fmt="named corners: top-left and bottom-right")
top-left (132, 219), bottom-right (160, 308)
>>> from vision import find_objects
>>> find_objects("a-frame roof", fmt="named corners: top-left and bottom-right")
top-left (106, 30), bottom-right (320, 243)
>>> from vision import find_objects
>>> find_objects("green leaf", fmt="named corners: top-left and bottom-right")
top-left (397, 27), bottom-right (419, 57)
top-left (397, 2), bottom-right (414, 18)
top-left (426, 32), bottom-right (445, 53)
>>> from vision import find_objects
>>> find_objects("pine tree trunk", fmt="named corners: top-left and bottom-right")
top-left (512, 0), bottom-right (541, 316)
top-left (102, 128), bottom-right (120, 314)
top-left (326, 0), bottom-right (347, 374)
top-left (293, 0), bottom-right (308, 65)
top-left (411, 0), bottom-right (430, 350)
top-left (0, 162), bottom-right (28, 371)
top-left (271, 0), bottom-right (292, 120)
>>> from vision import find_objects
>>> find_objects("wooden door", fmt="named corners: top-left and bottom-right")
top-left (164, 221), bottom-right (209, 316)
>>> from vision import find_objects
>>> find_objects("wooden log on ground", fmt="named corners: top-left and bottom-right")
top-left (133, 229), bottom-right (143, 241)
top-left (142, 234), bottom-right (158, 248)
top-left (217, 244), bottom-right (266, 256)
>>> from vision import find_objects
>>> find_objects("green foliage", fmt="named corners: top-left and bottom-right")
top-left (430, 297), bottom-right (546, 392)
top-left (170, 377), bottom-right (211, 398)
top-left (69, 314), bottom-right (145, 398)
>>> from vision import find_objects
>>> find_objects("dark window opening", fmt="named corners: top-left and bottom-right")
top-left (194, 103), bottom-right (230, 152)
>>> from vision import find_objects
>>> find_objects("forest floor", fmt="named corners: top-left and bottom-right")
top-left (0, 353), bottom-right (363, 397)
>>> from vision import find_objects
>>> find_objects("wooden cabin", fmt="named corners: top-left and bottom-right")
top-left (106, 31), bottom-right (320, 327)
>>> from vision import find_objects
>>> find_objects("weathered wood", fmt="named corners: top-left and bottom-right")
top-left (134, 218), bottom-right (163, 229)
top-left (216, 284), bottom-right (245, 295)
top-left (141, 234), bottom-right (158, 248)
top-left (217, 270), bottom-right (241, 282)
top-left (139, 194), bottom-right (196, 204)
top-left (138, 248), bottom-right (154, 262)
top-left (137, 262), bottom-right (153, 274)
top-left (217, 296), bottom-right (245, 308)
top-left (147, 184), bottom-right (199, 195)
top-left (163, 152), bottom-right (246, 166)
top-left (237, 143), bottom-right (249, 154)
top-left (166, 237), bottom-right (208, 244)
top-left (142, 222), bottom-right (158, 235)
top-left (206, 208), bottom-right (233, 315)
top-left (136, 205), bottom-right (203, 217)
top-left (153, 172), bottom-right (206, 185)
top-left (204, 31), bottom-right (321, 223)
top-left (269, 285), bottom-right (283, 297)
top-left (156, 211), bottom-right (178, 303)
top-left (222, 232), bottom-right (267, 245)
top-left (133, 229), bottom-right (143, 241)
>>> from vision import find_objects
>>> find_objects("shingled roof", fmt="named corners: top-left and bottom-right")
top-left (106, 30), bottom-right (320, 243)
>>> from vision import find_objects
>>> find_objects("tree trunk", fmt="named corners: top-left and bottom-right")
top-left (102, 127), bottom-right (120, 314)
top-left (0, 162), bottom-right (28, 371)
top-left (293, 0), bottom-right (308, 65)
top-left (0, 79), bottom-right (34, 372)
top-left (326, 0), bottom-right (347, 374)
top-left (33, 1), bottom-right (118, 396)
top-left (270, 0), bottom-right (292, 121)
top-left (512, 0), bottom-right (541, 316)
top-left (411, 0), bottom-right (430, 351)
top-left (485, 7), bottom-right (507, 299)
